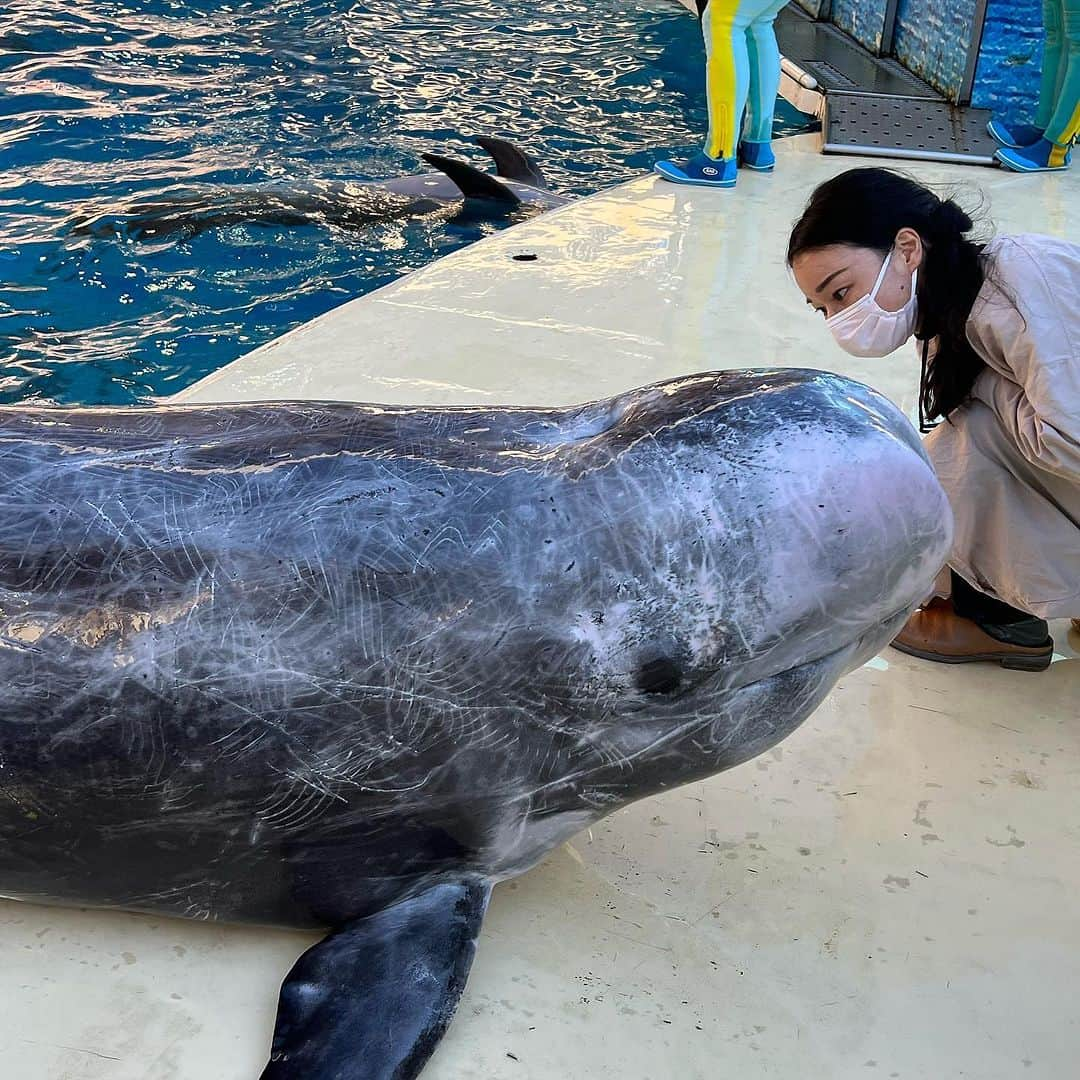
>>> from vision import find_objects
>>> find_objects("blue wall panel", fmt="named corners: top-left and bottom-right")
top-left (831, 0), bottom-right (889, 52)
top-left (971, 0), bottom-right (1045, 115)
top-left (892, 0), bottom-right (978, 100)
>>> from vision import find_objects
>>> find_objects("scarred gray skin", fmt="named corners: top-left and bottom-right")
top-left (0, 369), bottom-right (951, 931)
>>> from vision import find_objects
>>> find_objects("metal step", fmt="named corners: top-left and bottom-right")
top-left (777, 5), bottom-right (939, 100)
top-left (823, 95), bottom-right (999, 165)
top-left (775, 4), bottom-right (998, 167)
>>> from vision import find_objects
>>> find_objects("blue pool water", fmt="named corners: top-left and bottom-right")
top-left (0, 0), bottom-right (814, 405)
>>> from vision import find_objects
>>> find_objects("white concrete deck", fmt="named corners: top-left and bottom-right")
top-left (3, 133), bottom-right (1078, 1080)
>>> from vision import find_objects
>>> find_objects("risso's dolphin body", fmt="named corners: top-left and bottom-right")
top-left (69, 136), bottom-right (570, 240)
top-left (0, 369), bottom-right (951, 1078)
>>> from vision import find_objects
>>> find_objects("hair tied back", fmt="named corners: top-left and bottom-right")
top-left (929, 197), bottom-right (974, 237)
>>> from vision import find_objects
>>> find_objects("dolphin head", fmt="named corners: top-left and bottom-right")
top-left (483, 370), bottom-right (951, 857)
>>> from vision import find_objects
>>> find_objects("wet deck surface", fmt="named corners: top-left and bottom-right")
top-left (3, 133), bottom-right (1078, 1079)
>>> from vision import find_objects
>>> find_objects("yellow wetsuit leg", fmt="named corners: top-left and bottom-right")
top-left (702, 0), bottom-right (752, 161)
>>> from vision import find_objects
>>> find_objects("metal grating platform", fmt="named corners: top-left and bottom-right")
top-left (775, 4), bottom-right (998, 167)
top-left (823, 95), bottom-right (999, 165)
top-left (797, 59), bottom-right (860, 92)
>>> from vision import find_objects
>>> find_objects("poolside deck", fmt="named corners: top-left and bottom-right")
top-left (4, 132), bottom-right (1078, 1079)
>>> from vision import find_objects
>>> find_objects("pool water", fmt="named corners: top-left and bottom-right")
top-left (0, 0), bottom-right (815, 405)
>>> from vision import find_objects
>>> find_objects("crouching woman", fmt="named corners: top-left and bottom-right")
top-left (787, 167), bottom-right (1079, 672)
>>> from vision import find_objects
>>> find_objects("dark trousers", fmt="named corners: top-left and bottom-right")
top-left (951, 571), bottom-right (1051, 646)
top-left (950, 571), bottom-right (1031, 624)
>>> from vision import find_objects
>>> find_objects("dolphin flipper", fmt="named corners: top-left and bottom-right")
top-left (420, 153), bottom-right (522, 206)
top-left (262, 880), bottom-right (491, 1080)
top-left (474, 136), bottom-right (549, 189)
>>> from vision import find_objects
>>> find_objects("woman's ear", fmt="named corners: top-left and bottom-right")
top-left (895, 226), bottom-right (925, 271)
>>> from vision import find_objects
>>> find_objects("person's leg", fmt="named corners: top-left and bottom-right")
top-left (1035, 0), bottom-right (1068, 129)
top-left (893, 575), bottom-right (1054, 670)
top-left (655, 0), bottom-right (750, 186)
top-left (997, 0), bottom-right (1079, 170)
top-left (989, 0), bottom-right (1061, 147)
top-left (949, 571), bottom-right (1052, 647)
top-left (703, 0), bottom-right (751, 161)
top-left (1043, 0), bottom-right (1080, 147)
top-left (893, 578), bottom-right (1054, 670)
top-left (890, 399), bottom-right (1064, 671)
top-left (740, 0), bottom-right (786, 170)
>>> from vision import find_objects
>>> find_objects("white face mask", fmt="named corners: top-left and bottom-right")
top-left (826, 247), bottom-right (919, 358)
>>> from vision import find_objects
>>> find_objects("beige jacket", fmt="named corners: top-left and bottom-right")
top-left (924, 232), bottom-right (1080, 619)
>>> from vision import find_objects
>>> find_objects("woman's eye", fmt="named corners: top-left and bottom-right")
top-left (833, 286), bottom-right (849, 303)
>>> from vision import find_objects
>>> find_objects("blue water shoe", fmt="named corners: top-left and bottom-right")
top-left (996, 137), bottom-right (1072, 173)
top-left (654, 152), bottom-right (737, 188)
top-left (986, 118), bottom-right (1044, 149)
top-left (738, 140), bottom-right (775, 171)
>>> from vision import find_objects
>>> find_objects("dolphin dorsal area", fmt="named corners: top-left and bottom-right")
top-left (420, 152), bottom-right (523, 204)
top-left (474, 135), bottom-right (549, 188)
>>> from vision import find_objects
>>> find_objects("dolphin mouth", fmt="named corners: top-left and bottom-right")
top-left (796, 603), bottom-right (914, 682)
top-left (592, 604), bottom-right (919, 791)
top-left (728, 602), bottom-right (915, 697)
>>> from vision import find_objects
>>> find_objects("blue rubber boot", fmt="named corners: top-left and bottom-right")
top-left (738, 140), bottom-right (775, 171)
top-left (996, 138), bottom-right (1073, 173)
top-left (653, 152), bottom-right (737, 188)
top-left (987, 118), bottom-right (1045, 149)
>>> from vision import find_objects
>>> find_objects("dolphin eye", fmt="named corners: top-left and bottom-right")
top-left (635, 655), bottom-right (683, 696)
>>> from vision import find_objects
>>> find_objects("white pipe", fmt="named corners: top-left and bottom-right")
top-left (781, 56), bottom-right (819, 90)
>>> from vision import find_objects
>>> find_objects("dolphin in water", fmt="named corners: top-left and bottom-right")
top-left (68, 136), bottom-right (571, 240)
top-left (0, 369), bottom-right (950, 1078)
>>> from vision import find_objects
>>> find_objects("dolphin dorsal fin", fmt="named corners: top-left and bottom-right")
top-left (420, 154), bottom-right (521, 205)
top-left (473, 136), bottom-right (548, 189)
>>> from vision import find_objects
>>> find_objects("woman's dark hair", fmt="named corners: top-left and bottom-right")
top-left (786, 167), bottom-right (988, 429)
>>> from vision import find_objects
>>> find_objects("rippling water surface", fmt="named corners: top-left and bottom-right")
top-left (0, 0), bottom-right (813, 404)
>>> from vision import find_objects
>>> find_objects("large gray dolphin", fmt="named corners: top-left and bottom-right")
top-left (68, 136), bottom-right (571, 240)
top-left (0, 369), bottom-right (950, 1079)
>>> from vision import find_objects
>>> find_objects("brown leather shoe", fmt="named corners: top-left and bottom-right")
top-left (891, 597), bottom-right (1053, 672)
